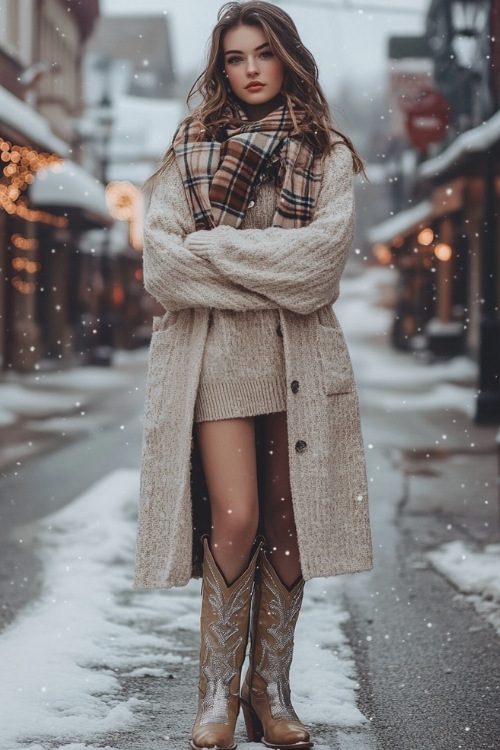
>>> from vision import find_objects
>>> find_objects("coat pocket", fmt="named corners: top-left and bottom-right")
top-left (317, 324), bottom-right (354, 395)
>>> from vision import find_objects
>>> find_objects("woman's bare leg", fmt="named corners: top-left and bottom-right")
top-left (260, 411), bottom-right (302, 587)
top-left (195, 416), bottom-right (259, 585)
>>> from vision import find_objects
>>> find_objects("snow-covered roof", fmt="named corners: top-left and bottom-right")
top-left (367, 199), bottom-right (433, 244)
top-left (419, 109), bottom-right (500, 180)
top-left (30, 160), bottom-right (111, 226)
top-left (0, 85), bottom-right (69, 156)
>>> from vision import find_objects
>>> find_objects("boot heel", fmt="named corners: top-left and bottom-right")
top-left (241, 700), bottom-right (264, 742)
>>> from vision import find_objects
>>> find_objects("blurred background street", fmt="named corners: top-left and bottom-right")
top-left (0, 1), bottom-right (499, 749)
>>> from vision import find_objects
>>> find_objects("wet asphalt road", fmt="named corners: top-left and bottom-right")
top-left (344, 445), bottom-right (500, 750)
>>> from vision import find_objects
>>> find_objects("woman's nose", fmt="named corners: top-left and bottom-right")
top-left (246, 57), bottom-right (259, 75)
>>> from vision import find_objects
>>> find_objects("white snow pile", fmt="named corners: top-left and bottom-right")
top-left (0, 383), bottom-right (85, 426)
top-left (0, 469), bottom-right (366, 749)
top-left (21, 366), bottom-right (132, 391)
top-left (0, 366), bottom-right (132, 428)
top-left (428, 541), bottom-right (500, 636)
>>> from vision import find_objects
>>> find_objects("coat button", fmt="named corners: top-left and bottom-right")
top-left (276, 325), bottom-right (283, 338)
top-left (295, 440), bottom-right (307, 453)
top-left (291, 380), bottom-right (299, 394)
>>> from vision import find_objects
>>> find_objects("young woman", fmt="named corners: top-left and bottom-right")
top-left (134, 2), bottom-right (373, 748)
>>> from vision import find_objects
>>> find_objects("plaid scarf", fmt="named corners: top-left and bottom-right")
top-left (173, 105), bottom-right (323, 230)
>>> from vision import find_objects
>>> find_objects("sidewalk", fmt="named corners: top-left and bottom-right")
top-left (337, 266), bottom-right (500, 636)
top-left (0, 348), bottom-right (149, 473)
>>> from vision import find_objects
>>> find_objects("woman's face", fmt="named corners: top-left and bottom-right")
top-left (222, 24), bottom-right (285, 119)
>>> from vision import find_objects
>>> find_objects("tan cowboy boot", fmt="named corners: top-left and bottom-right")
top-left (241, 550), bottom-right (313, 749)
top-left (190, 537), bottom-right (260, 750)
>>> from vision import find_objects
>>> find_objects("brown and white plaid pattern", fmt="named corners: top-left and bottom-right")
top-left (173, 105), bottom-right (323, 230)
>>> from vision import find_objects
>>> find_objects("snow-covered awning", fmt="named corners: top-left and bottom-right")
top-left (419, 109), bottom-right (500, 180)
top-left (30, 160), bottom-right (112, 227)
top-left (367, 200), bottom-right (433, 245)
top-left (0, 85), bottom-right (69, 156)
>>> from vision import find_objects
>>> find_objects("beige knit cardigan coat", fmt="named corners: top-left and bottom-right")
top-left (134, 141), bottom-right (373, 589)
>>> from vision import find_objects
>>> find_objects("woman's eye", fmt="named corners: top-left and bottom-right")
top-left (260, 51), bottom-right (273, 59)
top-left (227, 55), bottom-right (243, 64)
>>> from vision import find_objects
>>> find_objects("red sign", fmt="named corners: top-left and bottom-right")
top-left (402, 88), bottom-right (450, 152)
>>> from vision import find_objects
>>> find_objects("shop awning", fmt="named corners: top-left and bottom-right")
top-left (419, 109), bottom-right (500, 180)
top-left (367, 200), bottom-right (433, 245)
top-left (0, 85), bottom-right (69, 156)
top-left (30, 160), bottom-right (112, 227)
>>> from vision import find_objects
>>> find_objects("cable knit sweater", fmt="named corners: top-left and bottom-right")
top-left (134, 141), bottom-right (373, 589)
top-left (194, 181), bottom-right (286, 422)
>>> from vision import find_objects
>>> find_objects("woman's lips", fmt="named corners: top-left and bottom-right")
top-left (245, 82), bottom-right (264, 90)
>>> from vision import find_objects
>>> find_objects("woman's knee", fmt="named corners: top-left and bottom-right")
top-left (212, 499), bottom-right (258, 539)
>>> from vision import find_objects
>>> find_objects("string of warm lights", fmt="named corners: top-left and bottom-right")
top-left (0, 137), bottom-right (67, 227)
top-left (11, 276), bottom-right (36, 295)
top-left (11, 233), bottom-right (39, 251)
top-left (1, 136), bottom-right (68, 295)
top-left (11, 256), bottom-right (41, 273)
top-left (14, 197), bottom-right (67, 227)
top-left (373, 226), bottom-right (453, 266)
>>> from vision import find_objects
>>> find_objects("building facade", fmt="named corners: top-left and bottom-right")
top-left (368, 0), bottom-right (500, 424)
top-left (0, 0), bottom-right (111, 372)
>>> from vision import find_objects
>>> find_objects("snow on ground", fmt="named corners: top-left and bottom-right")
top-left (0, 384), bottom-right (85, 423)
top-left (428, 541), bottom-right (500, 637)
top-left (24, 413), bottom-right (113, 435)
top-left (4, 362), bottom-right (134, 392)
top-left (0, 470), bottom-right (366, 749)
top-left (0, 366), bottom-right (133, 428)
top-left (0, 403), bottom-right (16, 426)
top-left (20, 366), bottom-right (131, 391)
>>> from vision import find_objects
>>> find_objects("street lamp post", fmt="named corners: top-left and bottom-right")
top-left (93, 56), bottom-right (115, 366)
top-left (427, 0), bottom-right (492, 131)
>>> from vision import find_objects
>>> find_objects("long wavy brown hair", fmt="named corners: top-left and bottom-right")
top-left (148, 0), bottom-right (364, 181)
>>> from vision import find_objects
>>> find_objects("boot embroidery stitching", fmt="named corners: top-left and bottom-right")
top-left (200, 555), bottom-right (254, 726)
top-left (256, 572), bottom-right (303, 722)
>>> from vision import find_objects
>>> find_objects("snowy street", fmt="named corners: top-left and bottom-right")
top-left (1, 267), bottom-right (499, 750)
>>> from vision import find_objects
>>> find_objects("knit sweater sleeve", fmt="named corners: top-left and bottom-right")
top-left (142, 161), bottom-right (276, 313)
top-left (187, 143), bottom-right (355, 315)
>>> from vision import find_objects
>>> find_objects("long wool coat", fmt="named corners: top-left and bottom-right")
top-left (134, 142), bottom-right (373, 589)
